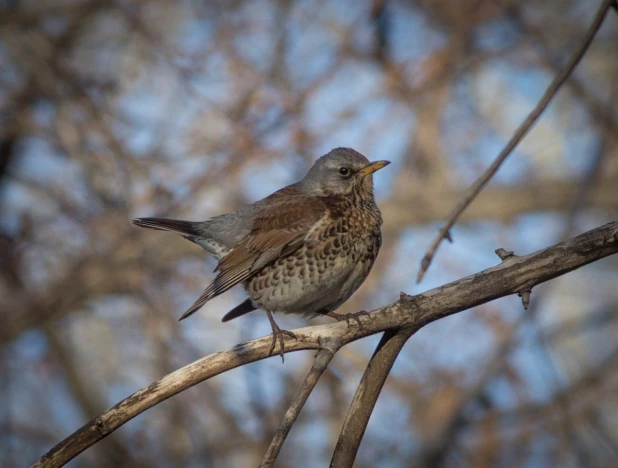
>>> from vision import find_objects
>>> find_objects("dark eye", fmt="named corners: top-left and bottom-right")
top-left (338, 167), bottom-right (351, 177)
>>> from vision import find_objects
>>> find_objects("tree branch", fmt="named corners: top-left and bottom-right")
top-left (31, 221), bottom-right (618, 468)
top-left (416, 0), bottom-right (617, 283)
top-left (330, 328), bottom-right (415, 467)
top-left (261, 337), bottom-right (341, 467)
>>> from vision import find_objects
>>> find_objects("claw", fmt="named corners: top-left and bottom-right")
top-left (264, 310), bottom-right (297, 362)
top-left (326, 310), bottom-right (370, 331)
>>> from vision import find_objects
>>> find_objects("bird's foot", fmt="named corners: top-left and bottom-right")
top-left (326, 310), bottom-right (370, 331)
top-left (265, 310), bottom-right (297, 363)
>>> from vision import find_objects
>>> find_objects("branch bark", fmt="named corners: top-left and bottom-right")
top-left (31, 221), bottom-right (618, 468)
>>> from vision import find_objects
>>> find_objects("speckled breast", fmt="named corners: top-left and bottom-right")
top-left (247, 190), bottom-right (382, 316)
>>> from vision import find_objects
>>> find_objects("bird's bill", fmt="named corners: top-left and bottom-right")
top-left (358, 160), bottom-right (391, 176)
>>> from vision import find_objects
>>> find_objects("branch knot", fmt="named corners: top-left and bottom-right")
top-left (495, 248), bottom-right (515, 261)
top-left (518, 290), bottom-right (532, 310)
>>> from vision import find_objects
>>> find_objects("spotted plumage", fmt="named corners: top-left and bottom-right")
top-left (133, 147), bottom-right (389, 359)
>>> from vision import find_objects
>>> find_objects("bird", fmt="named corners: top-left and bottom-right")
top-left (133, 147), bottom-right (390, 360)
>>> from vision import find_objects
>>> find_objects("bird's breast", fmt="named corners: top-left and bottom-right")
top-left (328, 194), bottom-right (382, 252)
top-left (246, 192), bottom-right (383, 315)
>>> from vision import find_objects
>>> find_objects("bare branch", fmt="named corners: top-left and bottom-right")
top-left (260, 337), bottom-right (341, 467)
top-left (330, 328), bottom-right (415, 468)
top-left (31, 221), bottom-right (618, 468)
top-left (416, 0), bottom-right (617, 283)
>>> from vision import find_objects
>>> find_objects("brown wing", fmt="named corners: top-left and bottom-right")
top-left (179, 195), bottom-right (327, 320)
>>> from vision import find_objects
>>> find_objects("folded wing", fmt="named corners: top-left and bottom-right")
top-left (179, 196), bottom-right (327, 320)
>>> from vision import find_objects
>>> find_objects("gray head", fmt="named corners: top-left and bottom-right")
top-left (299, 148), bottom-right (390, 196)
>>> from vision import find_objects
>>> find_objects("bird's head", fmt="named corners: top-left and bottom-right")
top-left (299, 148), bottom-right (390, 197)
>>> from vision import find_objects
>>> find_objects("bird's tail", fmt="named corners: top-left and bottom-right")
top-left (132, 217), bottom-right (203, 238)
top-left (178, 298), bottom-right (256, 322)
top-left (221, 299), bottom-right (257, 322)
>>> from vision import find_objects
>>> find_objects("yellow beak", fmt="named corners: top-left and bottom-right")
top-left (358, 160), bottom-right (391, 176)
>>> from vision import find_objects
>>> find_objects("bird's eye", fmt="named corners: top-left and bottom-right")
top-left (338, 167), bottom-right (351, 177)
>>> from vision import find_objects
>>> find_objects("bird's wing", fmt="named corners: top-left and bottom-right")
top-left (179, 196), bottom-right (327, 320)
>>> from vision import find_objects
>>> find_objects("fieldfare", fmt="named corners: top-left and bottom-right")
top-left (133, 147), bottom-right (389, 359)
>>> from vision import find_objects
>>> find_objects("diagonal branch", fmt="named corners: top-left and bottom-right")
top-left (260, 337), bottom-right (341, 467)
top-left (330, 328), bottom-right (415, 467)
top-left (31, 221), bottom-right (618, 468)
top-left (416, 0), bottom-right (617, 283)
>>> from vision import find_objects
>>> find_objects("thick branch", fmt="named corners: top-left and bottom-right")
top-left (416, 0), bottom-right (617, 283)
top-left (32, 221), bottom-right (618, 468)
top-left (330, 328), bottom-right (415, 467)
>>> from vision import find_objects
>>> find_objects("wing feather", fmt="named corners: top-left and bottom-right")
top-left (179, 196), bottom-right (327, 320)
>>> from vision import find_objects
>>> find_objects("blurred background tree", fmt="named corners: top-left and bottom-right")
top-left (1, 0), bottom-right (617, 467)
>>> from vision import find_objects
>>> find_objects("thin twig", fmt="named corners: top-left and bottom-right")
top-left (416, 0), bottom-right (616, 283)
top-left (260, 338), bottom-right (341, 467)
top-left (330, 328), bottom-right (415, 468)
top-left (30, 221), bottom-right (618, 468)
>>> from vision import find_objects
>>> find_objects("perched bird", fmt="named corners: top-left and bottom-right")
top-left (133, 148), bottom-right (389, 359)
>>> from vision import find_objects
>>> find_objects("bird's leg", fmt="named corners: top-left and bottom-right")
top-left (325, 310), bottom-right (370, 331)
top-left (264, 310), bottom-right (297, 362)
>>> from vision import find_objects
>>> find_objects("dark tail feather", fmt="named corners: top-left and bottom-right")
top-left (221, 299), bottom-right (257, 322)
top-left (179, 297), bottom-right (256, 323)
top-left (132, 217), bottom-right (202, 237)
